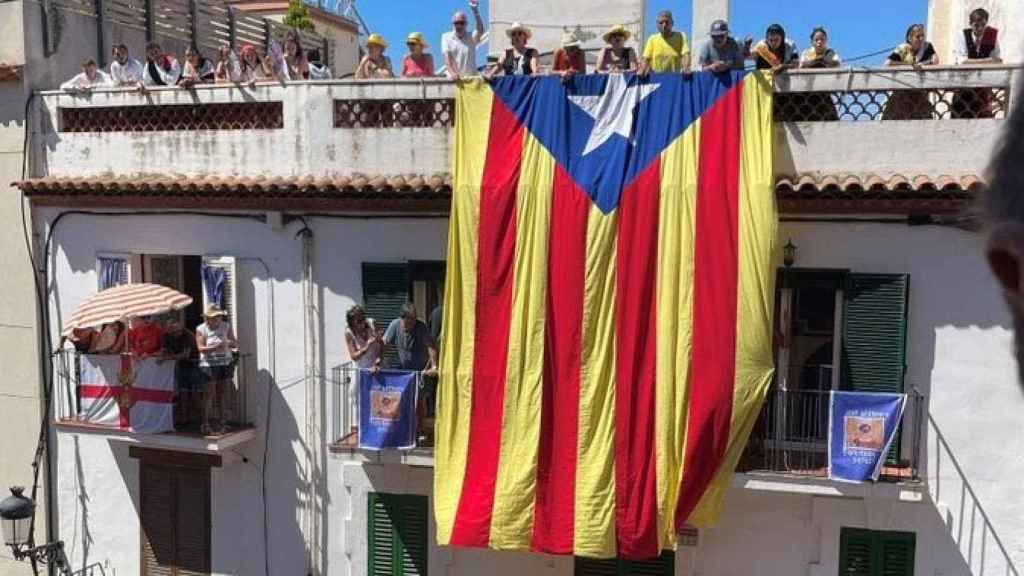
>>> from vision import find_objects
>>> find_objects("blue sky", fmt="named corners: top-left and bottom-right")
top-left (354, 0), bottom-right (928, 67)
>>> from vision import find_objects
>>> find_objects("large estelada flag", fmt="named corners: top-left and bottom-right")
top-left (435, 71), bottom-right (778, 560)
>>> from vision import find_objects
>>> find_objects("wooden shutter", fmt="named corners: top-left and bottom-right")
top-left (839, 527), bottom-right (915, 576)
top-left (878, 531), bottom-right (915, 576)
top-left (140, 461), bottom-right (211, 576)
top-left (362, 263), bottom-right (410, 366)
top-left (841, 274), bottom-right (909, 393)
top-left (368, 492), bottom-right (428, 576)
top-left (141, 463), bottom-right (177, 576)
top-left (202, 256), bottom-right (238, 335)
top-left (575, 552), bottom-right (675, 576)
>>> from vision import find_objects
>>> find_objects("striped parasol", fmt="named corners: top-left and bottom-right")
top-left (62, 283), bottom-right (193, 336)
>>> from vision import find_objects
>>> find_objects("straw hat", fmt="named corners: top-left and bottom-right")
top-left (204, 305), bottom-right (227, 318)
top-left (505, 22), bottom-right (532, 40)
top-left (366, 33), bottom-right (388, 49)
top-left (603, 24), bottom-right (632, 43)
top-left (406, 32), bottom-right (428, 48)
top-left (561, 31), bottom-right (582, 48)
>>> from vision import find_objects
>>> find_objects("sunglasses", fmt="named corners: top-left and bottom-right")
top-left (454, 21), bottom-right (467, 26)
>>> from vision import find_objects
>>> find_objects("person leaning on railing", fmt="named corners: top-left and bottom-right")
top-left (61, 58), bottom-right (112, 94)
top-left (799, 27), bottom-right (841, 69)
top-left (345, 304), bottom-right (382, 370)
top-left (952, 8), bottom-right (1003, 119)
top-left (356, 33), bottom-right (395, 79)
top-left (141, 42), bottom-right (182, 88)
top-left (697, 20), bottom-right (750, 74)
top-left (882, 24), bottom-right (939, 120)
top-left (179, 46), bottom-right (216, 89)
top-left (109, 43), bottom-right (144, 87)
top-left (751, 23), bottom-right (798, 75)
top-left (484, 22), bottom-right (540, 79)
top-left (306, 48), bottom-right (333, 80)
top-left (597, 24), bottom-right (638, 73)
top-left (552, 31), bottom-right (587, 81)
top-left (285, 30), bottom-right (311, 80)
top-left (639, 10), bottom-right (691, 75)
top-left (162, 316), bottom-right (202, 430)
top-left (382, 303), bottom-right (438, 444)
top-left (402, 32), bottom-right (435, 78)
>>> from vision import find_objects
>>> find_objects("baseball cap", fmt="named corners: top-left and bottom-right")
top-left (710, 20), bottom-right (729, 36)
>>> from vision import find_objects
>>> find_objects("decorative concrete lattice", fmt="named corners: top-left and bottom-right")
top-left (774, 87), bottom-right (1008, 122)
top-left (59, 101), bottom-right (284, 132)
top-left (333, 99), bottom-right (455, 128)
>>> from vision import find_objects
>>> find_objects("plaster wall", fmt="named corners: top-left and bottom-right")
top-left (41, 209), bottom-right (448, 575)
top-left (328, 459), bottom-right (971, 576)
top-left (33, 69), bottom-right (1014, 183)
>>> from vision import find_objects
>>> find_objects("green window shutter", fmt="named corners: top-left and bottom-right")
top-left (841, 274), bottom-right (909, 393)
top-left (362, 263), bottom-right (410, 367)
top-left (839, 528), bottom-right (877, 576)
top-left (574, 552), bottom-right (674, 576)
top-left (878, 532), bottom-right (915, 576)
top-left (368, 492), bottom-right (428, 576)
top-left (839, 528), bottom-right (915, 576)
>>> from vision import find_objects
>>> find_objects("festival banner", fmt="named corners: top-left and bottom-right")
top-left (79, 354), bottom-right (175, 434)
top-left (358, 369), bottom-right (418, 450)
top-left (829, 391), bottom-right (907, 482)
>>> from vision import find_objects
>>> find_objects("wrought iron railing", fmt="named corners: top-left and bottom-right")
top-left (739, 386), bottom-right (925, 481)
top-left (774, 87), bottom-right (1009, 122)
top-left (333, 99), bottom-right (455, 129)
top-left (329, 361), bottom-right (432, 449)
top-left (53, 349), bottom-right (251, 435)
top-left (59, 101), bottom-right (284, 132)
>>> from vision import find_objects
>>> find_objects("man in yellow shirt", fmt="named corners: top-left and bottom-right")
top-left (640, 10), bottom-right (691, 74)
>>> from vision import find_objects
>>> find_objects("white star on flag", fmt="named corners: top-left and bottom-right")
top-left (568, 74), bottom-right (661, 156)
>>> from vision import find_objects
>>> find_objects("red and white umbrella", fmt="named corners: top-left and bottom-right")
top-left (62, 283), bottom-right (193, 336)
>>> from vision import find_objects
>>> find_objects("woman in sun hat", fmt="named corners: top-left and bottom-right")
top-left (552, 30), bottom-right (587, 77)
top-left (487, 21), bottom-right (540, 77)
top-left (598, 24), bottom-right (638, 72)
top-left (402, 32), bottom-right (435, 78)
top-left (196, 305), bottom-right (237, 435)
top-left (356, 33), bottom-right (394, 79)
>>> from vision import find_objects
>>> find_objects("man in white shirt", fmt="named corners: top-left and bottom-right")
top-left (61, 59), bottom-right (112, 93)
top-left (109, 43), bottom-right (144, 87)
top-left (441, 0), bottom-right (485, 80)
top-left (954, 8), bottom-right (1001, 64)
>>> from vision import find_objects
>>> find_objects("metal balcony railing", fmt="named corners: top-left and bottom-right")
top-left (329, 362), bottom-right (433, 450)
top-left (739, 386), bottom-right (925, 482)
top-left (53, 349), bottom-right (251, 436)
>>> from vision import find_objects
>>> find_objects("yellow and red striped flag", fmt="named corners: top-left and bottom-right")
top-left (435, 71), bottom-right (778, 559)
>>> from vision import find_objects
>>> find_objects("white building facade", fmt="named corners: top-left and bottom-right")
top-left (15, 64), bottom-right (1023, 576)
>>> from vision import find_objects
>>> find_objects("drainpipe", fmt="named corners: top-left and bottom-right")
top-left (297, 224), bottom-right (321, 576)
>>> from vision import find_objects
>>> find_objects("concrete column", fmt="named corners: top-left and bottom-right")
top-left (692, 0), bottom-right (730, 47)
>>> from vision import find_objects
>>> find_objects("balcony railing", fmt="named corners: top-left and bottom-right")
top-left (739, 387), bottom-right (925, 482)
top-left (53, 349), bottom-right (253, 438)
top-left (329, 362), bottom-right (434, 452)
top-left (34, 66), bottom-right (1016, 184)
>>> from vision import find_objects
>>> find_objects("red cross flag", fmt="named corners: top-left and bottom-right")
top-left (79, 354), bottom-right (176, 434)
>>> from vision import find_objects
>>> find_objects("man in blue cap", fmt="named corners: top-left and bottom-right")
top-left (698, 19), bottom-right (750, 73)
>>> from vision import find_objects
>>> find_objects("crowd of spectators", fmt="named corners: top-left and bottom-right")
top-left (61, 4), bottom-right (1006, 92)
top-left (65, 306), bottom-right (239, 436)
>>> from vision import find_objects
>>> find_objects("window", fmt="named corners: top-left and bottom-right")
top-left (368, 492), bottom-right (428, 576)
top-left (362, 261), bottom-right (446, 365)
top-left (96, 252), bottom-right (137, 290)
top-left (133, 448), bottom-right (220, 576)
top-left (838, 527), bottom-right (915, 576)
top-left (202, 256), bottom-right (238, 334)
top-left (776, 270), bottom-right (909, 394)
top-left (574, 552), bottom-right (675, 576)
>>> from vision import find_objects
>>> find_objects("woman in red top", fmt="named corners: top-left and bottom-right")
top-left (402, 32), bottom-right (435, 78)
top-left (552, 31), bottom-right (587, 79)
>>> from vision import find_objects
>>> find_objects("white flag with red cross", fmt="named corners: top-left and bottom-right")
top-left (79, 354), bottom-right (175, 434)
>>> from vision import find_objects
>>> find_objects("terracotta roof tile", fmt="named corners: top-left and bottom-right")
top-left (15, 173), bottom-right (979, 215)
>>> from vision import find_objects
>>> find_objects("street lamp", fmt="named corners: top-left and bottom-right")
top-left (0, 487), bottom-right (71, 575)
top-left (783, 238), bottom-right (798, 268)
